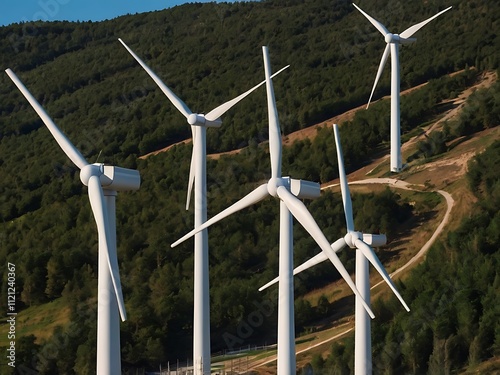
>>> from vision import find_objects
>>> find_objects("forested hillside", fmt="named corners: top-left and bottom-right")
top-left (0, 0), bottom-right (499, 373)
top-left (310, 140), bottom-right (500, 374)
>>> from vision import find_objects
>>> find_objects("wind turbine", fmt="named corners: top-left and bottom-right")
top-left (6, 69), bottom-right (140, 375)
top-left (260, 123), bottom-right (410, 374)
top-left (172, 47), bottom-right (375, 375)
top-left (118, 38), bottom-right (288, 375)
top-left (353, 3), bottom-right (452, 172)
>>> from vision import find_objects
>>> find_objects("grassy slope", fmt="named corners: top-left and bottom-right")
top-left (0, 298), bottom-right (71, 347)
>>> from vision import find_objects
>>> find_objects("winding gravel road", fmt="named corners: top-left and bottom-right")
top-left (322, 178), bottom-right (454, 287)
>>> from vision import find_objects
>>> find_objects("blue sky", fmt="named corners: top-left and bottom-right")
top-left (0, 0), bottom-right (221, 27)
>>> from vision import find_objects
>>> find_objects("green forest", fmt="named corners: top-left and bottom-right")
top-left (309, 141), bottom-right (500, 374)
top-left (0, 0), bottom-right (499, 373)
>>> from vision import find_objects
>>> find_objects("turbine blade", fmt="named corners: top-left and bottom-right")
top-left (205, 65), bottom-right (290, 121)
top-left (367, 44), bottom-right (390, 109)
top-left (88, 175), bottom-right (127, 321)
top-left (118, 38), bottom-right (193, 119)
top-left (276, 186), bottom-right (375, 318)
top-left (333, 124), bottom-right (355, 232)
top-left (186, 126), bottom-right (196, 210)
top-left (262, 46), bottom-right (282, 179)
top-left (400, 6), bottom-right (452, 39)
top-left (330, 237), bottom-right (347, 254)
top-left (5, 69), bottom-right (88, 170)
top-left (295, 237), bottom-right (347, 275)
top-left (352, 3), bottom-right (389, 37)
top-left (259, 275), bottom-right (279, 292)
top-left (172, 183), bottom-right (269, 247)
top-left (294, 253), bottom-right (329, 278)
top-left (355, 239), bottom-right (410, 312)
top-left (399, 37), bottom-right (417, 45)
top-left (259, 238), bottom-right (345, 292)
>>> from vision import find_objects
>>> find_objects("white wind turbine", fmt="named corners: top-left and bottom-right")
top-left (353, 3), bottom-right (452, 172)
top-left (260, 123), bottom-right (410, 374)
top-left (6, 69), bottom-right (140, 375)
top-left (119, 38), bottom-right (288, 375)
top-left (172, 47), bottom-right (375, 375)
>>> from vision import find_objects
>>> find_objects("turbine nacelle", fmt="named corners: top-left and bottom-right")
top-left (362, 233), bottom-right (387, 247)
top-left (384, 33), bottom-right (417, 44)
top-left (80, 163), bottom-right (141, 192)
top-left (290, 179), bottom-right (321, 200)
top-left (267, 177), bottom-right (321, 200)
top-left (187, 113), bottom-right (222, 128)
top-left (102, 166), bottom-right (141, 191)
top-left (344, 231), bottom-right (388, 248)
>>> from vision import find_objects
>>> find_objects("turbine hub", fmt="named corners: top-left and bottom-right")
top-left (101, 166), bottom-right (141, 191)
top-left (80, 163), bottom-right (102, 186)
top-left (385, 33), bottom-right (398, 44)
top-left (267, 177), bottom-right (285, 197)
top-left (344, 231), bottom-right (361, 249)
top-left (187, 113), bottom-right (206, 126)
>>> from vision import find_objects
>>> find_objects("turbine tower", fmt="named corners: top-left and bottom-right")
top-left (261, 124), bottom-right (410, 374)
top-left (119, 39), bottom-right (288, 375)
top-left (353, 3), bottom-right (452, 172)
top-left (172, 47), bottom-right (375, 375)
top-left (6, 69), bottom-right (141, 375)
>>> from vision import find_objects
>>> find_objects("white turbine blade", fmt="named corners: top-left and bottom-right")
top-left (293, 253), bottom-right (328, 279)
top-left (400, 6), bottom-right (452, 39)
top-left (259, 275), bottom-right (279, 292)
top-left (262, 46), bottom-right (282, 179)
top-left (333, 124), bottom-right (355, 232)
top-left (88, 175), bottom-right (127, 321)
top-left (259, 253), bottom-right (326, 291)
top-left (352, 3), bottom-right (389, 37)
top-left (172, 183), bottom-right (269, 247)
top-left (5, 68), bottom-right (88, 170)
top-left (118, 38), bottom-right (193, 119)
top-left (367, 44), bottom-right (390, 109)
top-left (355, 239), bottom-right (410, 312)
top-left (259, 237), bottom-right (346, 291)
top-left (186, 125), bottom-right (196, 210)
top-left (295, 237), bottom-right (347, 275)
top-left (205, 65), bottom-right (290, 122)
top-left (399, 37), bottom-right (417, 45)
top-left (276, 186), bottom-right (375, 319)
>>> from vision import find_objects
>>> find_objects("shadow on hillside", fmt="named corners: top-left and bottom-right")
top-left (377, 245), bottom-right (405, 264)
top-left (303, 295), bottom-right (356, 333)
top-left (436, 100), bottom-right (460, 114)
